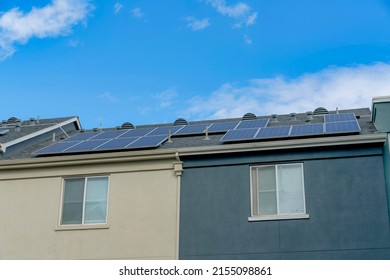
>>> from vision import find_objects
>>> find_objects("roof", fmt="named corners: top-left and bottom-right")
top-left (1, 107), bottom-right (384, 160)
top-left (0, 116), bottom-right (81, 159)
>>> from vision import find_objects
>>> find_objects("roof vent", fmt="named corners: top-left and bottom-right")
top-left (242, 113), bottom-right (257, 121)
top-left (7, 117), bottom-right (20, 123)
top-left (174, 118), bottom-right (188, 126)
top-left (306, 111), bottom-right (313, 120)
top-left (29, 118), bottom-right (37, 125)
top-left (15, 123), bottom-right (21, 132)
top-left (290, 113), bottom-right (297, 121)
top-left (271, 114), bottom-right (278, 122)
top-left (313, 107), bottom-right (329, 115)
top-left (121, 122), bottom-right (135, 129)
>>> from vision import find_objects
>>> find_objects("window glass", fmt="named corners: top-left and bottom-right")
top-left (277, 165), bottom-right (305, 214)
top-left (84, 177), bottom-right (109, 224)
top-left (62, 178), bottom-right (85, 225)
top-left (257, 166), bottom-right (277, 215)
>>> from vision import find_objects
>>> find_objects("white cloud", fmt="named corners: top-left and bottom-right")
top-left (99, 92), bottom-right (118, 103)
top-left (184, 16), bottom-right (210, 31)
top-left (246, 12), bottom-right (257, 26)
top-left (114, 2), bottom-right (124, 14)
top-left (206, 0), bottom-right (257, 28)
top-left (155, 88), bottom-right (178, 109)
top-left (184, 63), bottom-right (390, 120)
top-left (131, 7), bottom-right (144, 18)
top-left (67, 38), bottom-right (81, 48)
top-left (207, 0), bottom-right (250, 18)
top-left (0, 0), bottom-right (93, 60)
top-left (244, 34), bottom-right (252, 44)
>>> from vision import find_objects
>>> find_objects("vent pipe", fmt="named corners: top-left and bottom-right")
top-left (204, 125), bottom-right (210, 140)
top-left (290, 113), bottom-right (297, 121)
top-left (15, 123), bottom-right (21, 132)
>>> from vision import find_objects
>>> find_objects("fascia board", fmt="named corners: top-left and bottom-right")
top-left (372, 96), bottom-right (390, 104)
top-left (178, 133), bottom-right (387, 156)
top-left (0, 148), bottom-right (179, 171)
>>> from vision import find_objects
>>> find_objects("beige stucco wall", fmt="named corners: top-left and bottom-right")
top-left (0, 151), bottom-right (181, 260)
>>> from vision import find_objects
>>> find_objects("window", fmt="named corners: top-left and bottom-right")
top-left (61, 176), bottom-right (109, 225)
top-left (250, 163), bottom-right (309, 221)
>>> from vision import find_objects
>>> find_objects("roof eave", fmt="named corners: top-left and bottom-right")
top-left (178, 133), bottom-right (387, 156)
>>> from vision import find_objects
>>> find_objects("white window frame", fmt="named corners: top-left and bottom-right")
top-left (59, 175), bottom-right (110, 227)
top-left (249, 163), bottom-right (309, 221)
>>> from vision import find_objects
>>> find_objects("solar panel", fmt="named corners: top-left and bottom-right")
top-left (33, 141), bottom-right (80, 155)
top-left (235, 119), bottom-right (269, 129)
top-left (175, 124), bottom-right (207, 135)
top-left (325, 121), bottom-right (361, 134)
top-left (128, 135), bottom-right (168, 148)
top-left (325, 113), bottom-right (356, 123)
top-left (62, 132), bottom-right (97, 142)
top-left (118, 128), bottom-right (156, 138)
top-left (220, 128), bottom-right (259, 143)
top-left (147, 126), bottom-right (184, 136)
top-left (64, 139), bottom-right (108, 152)
top-left (290, 123), bottom-right (324, 136)
top-left (94, 137), bottom-right (139, 151)
top-left (255, 126), bottom-right (291, 139)
top-left (90, 130), bottom-right (128, 140)
top-left (208, 121), bottom-right (240, 133)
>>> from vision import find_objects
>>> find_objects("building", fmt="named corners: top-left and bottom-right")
top-left (178, 106), bottom-right (390, 259)
top-left (0, 117), bottom-right (182, 259)
top-left (0, 97), bottom-right (389, 259)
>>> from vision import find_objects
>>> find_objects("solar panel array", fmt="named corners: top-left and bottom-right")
top-left (34, 119), bottom-right (268, 156)
top-left (33, 132), bottom-right (169, 155)
top-left (33, 113), bottom-right (361, 155)
top-left (221, 113), bottom-right (361, 143)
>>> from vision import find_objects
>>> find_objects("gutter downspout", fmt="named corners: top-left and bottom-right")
top-left (174, 152), bottom-right (183, 260)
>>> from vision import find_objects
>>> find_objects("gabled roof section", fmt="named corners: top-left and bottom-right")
top-left (0, 116), bottom-right (81, 159)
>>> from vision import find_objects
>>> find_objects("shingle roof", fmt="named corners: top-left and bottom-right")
top-left (0, 116), bottom-right (80, 159)
top-left (3, 108), bottom-right (380, 160)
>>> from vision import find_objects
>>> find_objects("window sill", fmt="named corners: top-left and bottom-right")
top-left (248, 214), bottom-right (309, 222)
top-left (55, 224), bottom-right (110, 231)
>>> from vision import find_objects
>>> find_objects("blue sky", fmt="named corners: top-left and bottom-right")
top-left (1, 0), bottom-right (390, 129)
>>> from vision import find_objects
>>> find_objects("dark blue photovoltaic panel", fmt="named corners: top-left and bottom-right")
top-left (118, 128), bottom-right (156, 138)
top-left (147, 126), bottom-right (184, 136)
top-left (325, 121), bottom-right (361, 134)
top-left (90, 130), bottom-right (128, 140)
top-left (94, 137), bottom-right (139, 151)
top-left (208, 121), bottom-right (239, 133)
top-left (325, 113), bottom-right (356, 123)
top-left (64, 139), bottom-right (108, 152)
top-left (290, 123), bottom-right (324, 136)
top-left (235, 119), bottom-right (269, 129)
top-left (33, 141), bottom-right (80, 155)
top-left (175, 124), bottom-right (207, 135)
top-left (255, 126), bottom-right (291, 139)
top-left (128, 135), bottom-right (168, 148)
top-left (220, 128), bottom-right (258, 142)
top-left (62, 133), bottom-right (97, 142)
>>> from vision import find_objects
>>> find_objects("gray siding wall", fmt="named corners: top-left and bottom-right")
top-left (179, 144), bottom-right (390, 259)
